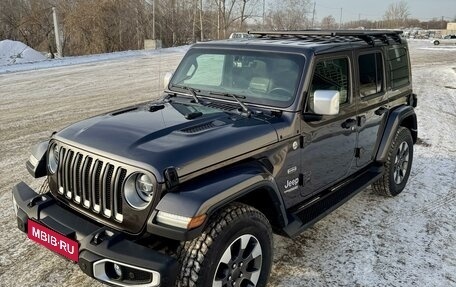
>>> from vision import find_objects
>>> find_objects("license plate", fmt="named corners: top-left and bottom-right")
top-left (27, 219), bottom-right (79, 262)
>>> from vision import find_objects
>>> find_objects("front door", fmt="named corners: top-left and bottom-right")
top-left (299, 55), bottom-right (358, 198)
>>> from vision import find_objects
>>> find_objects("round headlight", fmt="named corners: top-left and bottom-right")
top-left (48, 144), bottom-right (59, 174)
top-left (136, 174), bottom-right (154, 201)
top-left (124, 173), bottom-right (155, 210)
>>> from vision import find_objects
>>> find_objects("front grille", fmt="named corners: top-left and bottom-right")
top-left (55, 144), bottom-right (126, 223)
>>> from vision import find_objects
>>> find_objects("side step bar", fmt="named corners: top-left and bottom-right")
top-left (283, 166), bottom-right (384, 237)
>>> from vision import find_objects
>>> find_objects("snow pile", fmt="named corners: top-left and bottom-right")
top-left (0, 40), bottom-right (47, 66)
top-left (0, 44), bottom-right (190, 74)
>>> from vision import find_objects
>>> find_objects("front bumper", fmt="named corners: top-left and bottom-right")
top-left (12, 182), bottom-right (178, 287)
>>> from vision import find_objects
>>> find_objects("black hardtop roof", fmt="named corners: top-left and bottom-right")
top-left (193, 30), bottom-right (405, 54)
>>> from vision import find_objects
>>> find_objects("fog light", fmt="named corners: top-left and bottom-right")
top-left (94, 259), bottom-right (161, 286)
top-left (113, 263), bottom-right (122, 278)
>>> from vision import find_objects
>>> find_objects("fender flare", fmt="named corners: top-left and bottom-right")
top-left (375, 105), bottom-right (417, 163)
top-left (26, 140), bottom-right (49, 178)
top-left (148, 161), bottom-right (288, 240)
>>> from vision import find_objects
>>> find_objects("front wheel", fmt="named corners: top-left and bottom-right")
top-left (176, 203), bottom-right (273, 287)
top-left (373, 127), bottom-right (414, 196)
top-left (434, 40), bottom-right (440, 45)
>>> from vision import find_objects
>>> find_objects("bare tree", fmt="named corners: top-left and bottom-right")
top-left (383, 0), bottom-right (410, 28)
top-left (239, 0), bottom-right (259, 31)
top-left (213, 0), bottom-right (260, 38)
top-left (239, 0), bottom-right (247, 30)
top-left (3, 0), bottom-right (444, 57)
top-left (266, 0), bottom-right (312, 30)
top-left (321, 15), bottom-right (337, 29)
top-left (217, 0), bottom-right (237, 38)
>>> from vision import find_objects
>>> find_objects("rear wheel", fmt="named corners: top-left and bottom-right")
top-left (434, 40), bottom-right (440, 45)
top-left (373, 127), bottom-right (413, 197)
top-left (176, 203), bottom-right (273, 287)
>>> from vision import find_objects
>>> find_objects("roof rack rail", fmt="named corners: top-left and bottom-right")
top-left (248, 30), bottom-right (403, 45)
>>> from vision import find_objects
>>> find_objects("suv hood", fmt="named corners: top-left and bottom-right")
top-left (55, 101), bottom-right (278, 181)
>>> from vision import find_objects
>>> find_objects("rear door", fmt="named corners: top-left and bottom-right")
top-left (355, 49), bottom-right (389, 167)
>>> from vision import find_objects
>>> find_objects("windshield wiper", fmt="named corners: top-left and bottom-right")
top-left (169, 84), bottom-right (201, 104)
top-left (209, 91), bottom-right (252, 117)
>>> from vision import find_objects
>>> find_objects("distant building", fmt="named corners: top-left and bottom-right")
top-left (447, 22), bottom-right (456, 31)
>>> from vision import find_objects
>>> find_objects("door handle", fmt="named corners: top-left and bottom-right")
top-left (342, 118), bottom-right (357, 129)
top-left (375, 107), bottom-right (388, 116)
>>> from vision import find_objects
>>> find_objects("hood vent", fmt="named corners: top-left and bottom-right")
top-left (180, 120), bottom-right (226, 134)
top-left (180, 122), bottom-right (216, 133)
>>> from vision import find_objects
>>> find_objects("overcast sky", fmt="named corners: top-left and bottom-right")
top-left (274, 0), bottom-right (456, 22)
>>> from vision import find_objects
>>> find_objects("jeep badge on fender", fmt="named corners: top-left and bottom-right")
top-left (12, 30), bottom-right (416, 287)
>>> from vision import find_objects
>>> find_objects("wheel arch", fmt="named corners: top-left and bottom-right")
top-left (147, 161), bottom-right (288, 240)
top-left (26, 140), bottom-right (49, 178)
top-left (400, 113), bottom-right (418, 143)
top-left (234, 185), bottom-right (288, 231)
top-left (376, 105), bottom-right (417, 163)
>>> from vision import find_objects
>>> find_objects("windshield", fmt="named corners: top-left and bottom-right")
top-left (169, 48), bottom-right (305, 108)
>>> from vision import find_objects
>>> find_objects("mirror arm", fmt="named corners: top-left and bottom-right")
top-left (303, 113), bottom-right (323, 122)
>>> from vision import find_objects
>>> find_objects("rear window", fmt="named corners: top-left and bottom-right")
top-left (358, 52), bottom-right (384, 97)
top-left (388, 48), bottom-right (410, 89)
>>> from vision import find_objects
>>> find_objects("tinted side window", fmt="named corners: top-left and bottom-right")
top-left (388, 48), bottom-right (410, 89)
top-left (307, 57), bottom-right (349, 112)
top-left (358, 53), bottom-right (383, 97)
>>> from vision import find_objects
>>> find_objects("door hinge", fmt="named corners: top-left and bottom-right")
top-left (299, 173), bottom-right (304, 186)
top-left (355, 148), bottom-right (361, 158)
top-left (357, 115), bottom-right (366, 126)
top-left (299, 136), bottom-right (305, 148)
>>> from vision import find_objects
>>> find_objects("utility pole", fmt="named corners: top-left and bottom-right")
top-left (52, 7), bottom-right (62, 58)
top-left (192, 0), bottom-right (197, 42)
top-left (311, 2), bottom-right (316, 28)
top-left (217, 0), bottom-right (220, 39)
top-left (339, 8), bottom-right (343, 29)
top-left (262, 0), bottom-right (265, 28)
top-left (152, 0), bottom-right (156, 39)
top-left (200, 0), bottom-right (204, 41)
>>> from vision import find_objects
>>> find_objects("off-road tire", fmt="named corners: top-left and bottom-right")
top-left (176, 203), bottom-right (273, 287)
top-left (373, 127), bottom-right (413, 197)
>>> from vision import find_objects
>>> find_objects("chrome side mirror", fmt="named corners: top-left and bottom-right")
top-left (313, 90), bottom-right (340, 115)
top-left (163, 72), bottom-right (174, 89)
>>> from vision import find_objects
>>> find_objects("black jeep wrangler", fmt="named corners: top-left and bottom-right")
top-left (12, 30), bottom-right (417, 287)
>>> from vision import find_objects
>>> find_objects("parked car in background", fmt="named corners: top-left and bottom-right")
top-left (229, 32), bottom-right (255, 39)
top-left (431, 34), bottom-right (456, 45)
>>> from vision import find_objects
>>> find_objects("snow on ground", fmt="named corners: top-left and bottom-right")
top-left (0, 41), bottom-right (190, 74)
top-left (0, 39), bottom-right (455, 287)
top-left (0, 40), bottom-right (47, 66)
